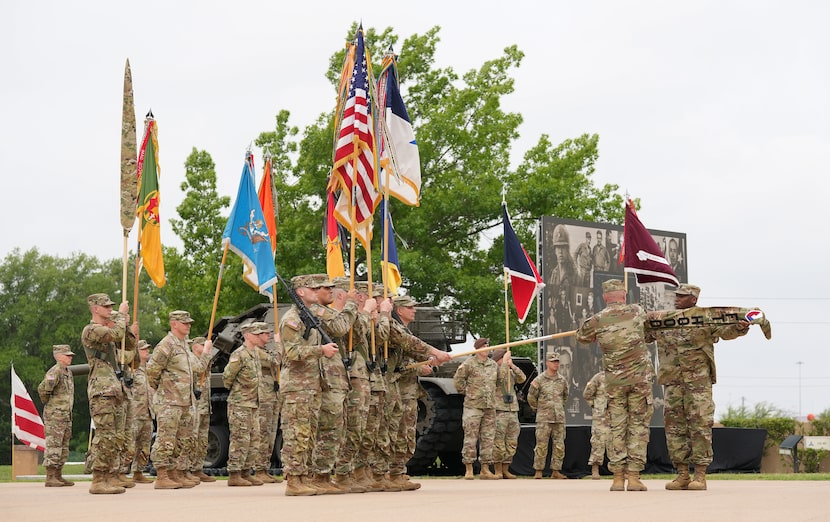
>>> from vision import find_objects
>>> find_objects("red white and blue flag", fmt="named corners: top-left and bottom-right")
top-left (503, 203), bottom-right (545, 323)
top-left (11, 365), bottom-right (45, 452)
top-left (621, 198), bottom-right (679, 286)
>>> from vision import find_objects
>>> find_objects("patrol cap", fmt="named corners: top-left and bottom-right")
top-left (393, 295), bottom-right (418, 308)
top-left (137, 340), bottom-right (151, 351)
top-left (309, 273), bottom-right (335, 289)
top-left (190, 336), bottom-right (207, 346)
top-left (332, 276), bottom-right (351, 291)
top-left (241, 322), bottom-right (270, 335)
top-left (353, 281), bottom-right (370, 294)
top-left (546, 351), bottom-right (561, 362)
top-left (602, 279), bottom-right (625, 294)
top-left (87, 293), bottom-right (116, 307)
top-left (372, 283), bottom-right (385, 297)
top-left (169, 310), bottom-right (194, 323)
top-left (53, 344), bottom-right (74, 356)
top-left (491, 349), bottom-right (507, 361)
top-left (675, 284), bottom-right (700, 298)
top-left (474, 338), bottom-right (490, 349)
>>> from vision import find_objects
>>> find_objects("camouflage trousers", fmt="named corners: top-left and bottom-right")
top-left (119, 395), bottom-right (134, 473)
top-left (607, 381), bottom-right (654, 473)
top-left (88, 394), bottom-right (126, 473)
top-left (150, 403), bottom-right (192, 469)
top-left (43, 410), bottom-right (72, 468)
top-left (461, 406), bottom-right (495, 464)
top-left (391, 396), bottom-right (418, 475)
top-left (493, 410), bottom-right (520, 464)
top-left (312, 390), bottom-right (347, 474)
top-left (130, 414), bottom-right (153, 473)
top-left (357, 390), bottom-right (386, 472)
top-left (533, 422), bottom-right (565, 471)
top-left (334, 378), bottom-right (370, 475)
top-left (256, 400), bottom-right (280, 472)
top-left (280, 391), bottom-right (320, 476)
top-left (664, 381), bottom-right (714, 466)
top-left (190, 410), bottom-right (210, 472)
top-left (376, 383), bottom-right (403, 474)
top-left (588, 414), bottom-right (610, 465)
top-left (227, 403), bottom-right (261, 472)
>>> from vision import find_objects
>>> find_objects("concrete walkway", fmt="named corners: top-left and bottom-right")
top-left (3, 478), bottom-right (828, 521)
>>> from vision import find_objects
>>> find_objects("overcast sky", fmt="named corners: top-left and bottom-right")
top-left (3, 1), bottom-right (828, 420)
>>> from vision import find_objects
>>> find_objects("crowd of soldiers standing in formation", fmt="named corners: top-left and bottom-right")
top-left (36, 275), bottom-right (759, 495)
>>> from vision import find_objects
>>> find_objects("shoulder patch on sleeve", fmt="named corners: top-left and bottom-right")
top-left (285, 320), bottom-right (302, 331)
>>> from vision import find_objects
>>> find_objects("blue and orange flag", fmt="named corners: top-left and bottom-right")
top-left (223, 152), bottom-right (278, 300)
top-left (136, 112), bottom-right (165, 287)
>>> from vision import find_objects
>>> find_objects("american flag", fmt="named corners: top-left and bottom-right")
top-left (332, 27), bottom-right (378, 226)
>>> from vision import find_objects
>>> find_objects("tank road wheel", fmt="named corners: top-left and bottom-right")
top-left (407, 385), bottom-right (464, 476)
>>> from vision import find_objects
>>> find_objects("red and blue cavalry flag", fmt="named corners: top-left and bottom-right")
top-left (222, 152), bottom-right (278, 300)
top-left (503, 203), bottom-right (545, 323)
top-left (621, 198), bottom-right (679, 286)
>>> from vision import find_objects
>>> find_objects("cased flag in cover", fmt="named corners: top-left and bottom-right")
top-left (503, 203), bottom-right (545, 323)
top-left (11, 365), bottom-right (45, 452)
top-left (377, 53), bottom-right (421, 206)
top-left (621, 199), bottom-right (679, 286)
top-left (379, 198), bottom-right (402, 294)
top-left (136, 113), bottom-right (165, 287)
top-left (223, 152), bottom-right (278, 300)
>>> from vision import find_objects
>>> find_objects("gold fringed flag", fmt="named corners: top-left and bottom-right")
top-left (136, 111), bottom-right (165, 287)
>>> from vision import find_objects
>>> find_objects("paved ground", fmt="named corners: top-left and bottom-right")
top-left (4, 477), bottom-right (829, 521)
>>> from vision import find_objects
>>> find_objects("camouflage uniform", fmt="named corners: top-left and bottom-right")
top-left (130, 358), bottom-right (154, 474)
top-left (38, 352), bottom-right (74, 469)
top-left (146, 331), bottom-right (201, 471)
top-left (255, 343), bottom-right (281, 474)
top-left (82, 309), bottom-right (136, 474)
top-left (358, 315), bottom-right (391, 474)
top-left (645, 305), bottom-right (748, 469)
top-left (527, 369), bottom-right (568, 472)
top-left (118, 356), bottom-right (135, 477)
top-left (334, 311), bottom-right (372, 476)
top-left (180, 345), bottom-right (211, 474)
top-left (583, 371), bottom-right (609, 466)
top-left (493, 360), bottom-right (527, 465)
top-left (391, 351), bottom-right (428, 475)
top-left (311, 301), bottom-right (358, 475)
top-left (576, 300), bottom-right (654, 473)
top-left (223, 344), bottom-right (262, 473)
top-left (454, 355), bottom-right (498, 465)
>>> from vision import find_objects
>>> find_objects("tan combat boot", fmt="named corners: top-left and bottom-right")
top-left (90, 470), bottom-right (125, 494)
top-left (227, 470), bottom-right (252, 486)
top-left (253, 469), bottom-right (276, 484)
top-left (44, 466), bottom-right (63, 487)
top-left (285, 474), bottom-right (316, 496)
top-left (240, 469), bottom-right (263, 486)
top-left (301, 474), bottom-right (328, 494)
top-left (108, 471), bottom-right (134, 489)
top-left (153, 467), bottom-right (181, 490)
top-left (533, 470), bottom-right (543, 479)
top-left (591, 463), bottom-right (600, 480)
top-left (688, 467), bottom-right (707, 491)
top-left (480, 464), bottom-right (500, 480)
top-left (172, 469), bottom-right (197, 488)
top-left (502, 463), bottom-right (517, 479)
top-left (626, 470), bottom-right (647, 491)
top-left (551, 470), bottom-right (567, 479)
top-left (391, 473), bottom-right (421, 491)
top-left (333, 472), bottom-right (367, 493)
top-left (464, 463), bottom-right (475, 480)
top-left (665, 463), bottom-right (691, 490)
top-left (610, 470), bottom-right (625, 491)
top-left (55, 466), bottom-right (75, 486)
top-left (375, 472), bottom-right (402, 492)
top-left (182, 470), bottom-right (201, 486)
top-left (194, 469), bottom-right (216, 483)
top-left (132, 470), bottom-right (154, 484)
top-left (319, 473), bottom-right (347, 494)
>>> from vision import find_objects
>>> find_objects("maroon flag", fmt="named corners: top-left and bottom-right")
top-left (622, 199), bottom-right (679, 286)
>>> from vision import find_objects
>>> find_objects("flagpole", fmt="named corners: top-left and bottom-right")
top-left (207, 244), bottom-right (229, 339)
top-left (406, 331), bottom-right (577, 370)
top-left (10, 366), bottom-right (15, 480)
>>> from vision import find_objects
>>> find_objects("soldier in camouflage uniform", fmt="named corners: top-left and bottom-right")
top-left (82, 293), bottom-right (138, 495)
top-left (454, 338), bottom-right (500, 480)
top-left (253, 328), bottom-right (282, 484)
top-left (279, 274), bottom-right (341, 496)
top-left (223, 322), bottom-right (266, 486)
top-left (645, 284), bottom-right (750, 491)
top-left (492, 348), bottom-right (526, 479)
top-left (309, 275), bottom-right (360, 494)
top-left (38, 344), bottom-right (76, 487)
top-left (332, 278), bottom-right (378, 493)
top-left (583, 370), bottom-right (609, 480)
top-left (188, 337), bottom-right (217, 483)
top-left (528, 350), bottom-right (569, 480)
top-left (129, 340), bottom-right (154, 484)
top-left (116, 344), bottom-right (137, 490)
top-left (576, 279), bottom-right (654, 492)
top-left (146, 310), bottom-right (207, 490)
